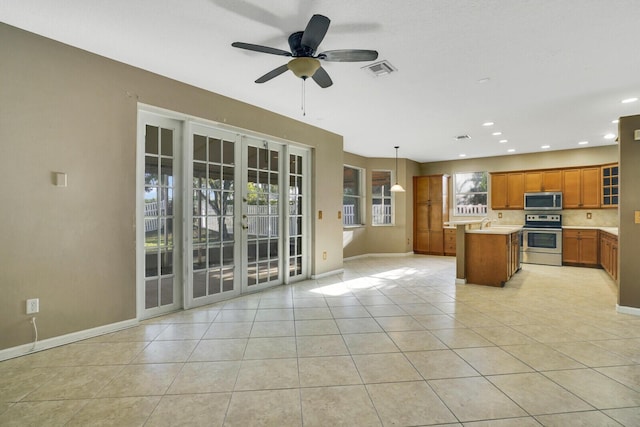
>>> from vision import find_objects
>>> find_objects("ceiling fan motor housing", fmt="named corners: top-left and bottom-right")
top-left (288, 31), bottom-right (315, 57)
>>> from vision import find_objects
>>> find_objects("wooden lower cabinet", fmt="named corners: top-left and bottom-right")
top-left (465, 232), bottom-right (520, 287)
top-left (444, 228), bottom-right (456, 256)
top-left (563, 229), bottom-right (599, 266)
top-left (600, 231), bottom-right (618, 281)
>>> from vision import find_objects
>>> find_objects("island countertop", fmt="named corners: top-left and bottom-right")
top-left (465, 225), bottom-right (523, 235)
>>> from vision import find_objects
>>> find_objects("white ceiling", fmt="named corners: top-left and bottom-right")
top-left (2, 0), bottom-right (639, 162)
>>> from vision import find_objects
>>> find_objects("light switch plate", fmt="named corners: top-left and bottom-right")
top-left (54, 172), bottom-right (67, 187)
top-left (635, 129), bottom-right (640, 141)
top-left (635, 211), bottom-right (640, 224)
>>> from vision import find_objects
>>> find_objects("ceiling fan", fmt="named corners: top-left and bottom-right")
top-left (232, 14), bottom-right (379, 88)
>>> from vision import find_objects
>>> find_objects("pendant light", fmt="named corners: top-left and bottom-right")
top-left (390, 146), bottom-right (405, 192)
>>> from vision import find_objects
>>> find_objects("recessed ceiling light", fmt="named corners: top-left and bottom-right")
top-left (507, 148), bottom-right (516, 153)
top-left (578, 141), bottom-right (589, 145)
top-left (612, 119), bottom-right (619, 124)
top-left (622, 97), bottom-right (638, 104)
top-left (499, 139), bottom-right (508, 143)
top-left (541, 145), bottom-right (550, 149)
top-left (492, 132), bottom-right (502, 136)
top-left (477, 77), bottom-right (491, 84)
top-left (459, 154), bottom-right (467, 158)
top-left (482, 122), bottom-right (494, 127)
top-left (604, 133), bottom-right (616, 140)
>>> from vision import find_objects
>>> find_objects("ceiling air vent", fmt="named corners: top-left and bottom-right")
top-left (362, 60), bottom-right (397, 77)
top-left (454, 135), bottom-right (471, 141)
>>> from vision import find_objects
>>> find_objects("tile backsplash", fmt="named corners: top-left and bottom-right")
top-left (451, 208), bottom-right (618, 227)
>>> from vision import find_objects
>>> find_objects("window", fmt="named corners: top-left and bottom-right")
top-left (454, 172), bottom-right (488, 216)
top-left (372, 170), bottom-right (392, 225)
top-left (343, 165), bottom-right (364, 226)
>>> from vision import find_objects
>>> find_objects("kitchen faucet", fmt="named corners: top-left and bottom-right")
top-left (480, 217), bottom-right (491, 229)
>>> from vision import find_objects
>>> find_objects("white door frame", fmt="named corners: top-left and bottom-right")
top-left (137, 105), bottom-right (311, 318)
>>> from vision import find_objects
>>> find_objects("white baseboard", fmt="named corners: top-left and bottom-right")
top-left (311, 269), bottom-right (344, 279)
top-left (344, 252), bottom-right (414, 261)
top-left (0, 318), bottom-right (139, 362)
top-left (616, 304), bottom-right (640, 317)
top-left (455, 278), bottom-right (467, 285)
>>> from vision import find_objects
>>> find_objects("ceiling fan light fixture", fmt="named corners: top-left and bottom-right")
top-left (287, 57), bottom-right (321, 79)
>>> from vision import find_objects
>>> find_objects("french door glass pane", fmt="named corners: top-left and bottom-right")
top-left (144, 124), bottom-right (175, 309)
top-left (247, 146), bottom-right (280, 286)
top-left (192, 134), bottom-right (236, 300)
top-left (289, 154), bottom-right (304, 277)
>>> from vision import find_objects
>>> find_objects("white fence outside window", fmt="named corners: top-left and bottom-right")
top-left (455, 204), bottom-right (488, 215)
top-left (372, 204), bottom-right (392, 225)
top-left (145, 202), bottom-right (297, 236)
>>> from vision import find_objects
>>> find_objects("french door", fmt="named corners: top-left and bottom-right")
top-left (138, 111), bottom-right (309, 318)
top-left (137, 114), bottom-right (184, 318)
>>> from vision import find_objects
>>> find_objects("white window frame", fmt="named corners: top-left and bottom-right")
top-left (343, 165), bottom-right (365, 227)
top-left (371, 169), bottom-right (394, 226)
top-left (453, 171), bottom-right (489, 216)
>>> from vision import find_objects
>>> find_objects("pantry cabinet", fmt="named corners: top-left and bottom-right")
top-left (490, 172), bottom-right (524, 209)
top-left (413, 175), bottom-right (449, 255)
top-left (562, 167), bottom-right (600, 209)
top-left (563, 229), bottom-right (599, 266)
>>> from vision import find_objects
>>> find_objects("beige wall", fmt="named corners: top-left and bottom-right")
top-left (618, 115), bottom-right (640, 310)
top-left (342, 153), bottom-right (418, 258)
top-left (0, 23), bottom-right (343, 350)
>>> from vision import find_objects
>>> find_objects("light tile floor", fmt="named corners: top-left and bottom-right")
top-left (2, 255), bottom-right (640, 426)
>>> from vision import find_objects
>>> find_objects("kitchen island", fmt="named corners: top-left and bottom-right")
top-left (445, 221), bottom-right (522, 287)
top-left (465, 226), bottom-right (522, 287)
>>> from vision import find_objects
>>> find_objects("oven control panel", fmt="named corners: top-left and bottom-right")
top-left (524, 214), bottom-right (562, 228)
top-left (525, 214), bottom-right (561, 223)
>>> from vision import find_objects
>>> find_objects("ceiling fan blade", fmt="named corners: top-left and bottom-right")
top-left (312, 66), bottom-right (333, 88)
top-left (232, 42), bottom-right (292, 57)
top-left (255, 64), bottom-right (290, 83)
top-left (301, 14), bottom-right (330, 52)
top-left (319, 49), bottom-right (379, 62)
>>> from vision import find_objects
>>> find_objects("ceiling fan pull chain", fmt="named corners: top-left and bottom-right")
top-left (302, 78), bottom-right (306, 116)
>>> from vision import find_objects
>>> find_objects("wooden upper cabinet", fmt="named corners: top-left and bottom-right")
top-left (524, 170), bottom-right (562, 192)
top-left (491, 172), bottom-right (524, 209)
top-left (563, 167), bottom-right (600, 208)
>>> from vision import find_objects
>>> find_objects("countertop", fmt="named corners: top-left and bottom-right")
top-left (445, 220), bottom-right (484, 226)
top-left (465, 225), bottom-right (523, 235)
top-left (563, 225), bottom-right (618, 236)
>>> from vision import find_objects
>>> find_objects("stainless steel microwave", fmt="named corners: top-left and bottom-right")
top-left (524, 192), bottom-right (562, 210)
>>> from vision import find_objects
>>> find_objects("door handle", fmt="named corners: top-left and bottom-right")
top-left (242, 214), bottom-right (248, 230)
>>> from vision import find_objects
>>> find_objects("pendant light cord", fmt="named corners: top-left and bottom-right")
top-left (395, 146), bottom-right (399, 179)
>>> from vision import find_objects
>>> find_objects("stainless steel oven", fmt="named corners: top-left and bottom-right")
top-left (522, 214), bottom-right (562, 266)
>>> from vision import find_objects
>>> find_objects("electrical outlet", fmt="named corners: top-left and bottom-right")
top-left (322, 251), bottom-right (327, 260)
top-left (26, 298), bottom-right (39, 314)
